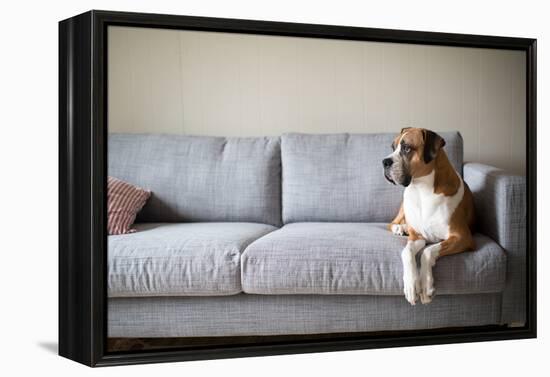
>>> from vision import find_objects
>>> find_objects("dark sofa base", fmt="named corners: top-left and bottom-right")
top-left (107, 324), bottom-right (508, 352)
top-left (108, 293), bottom-right (502, 338)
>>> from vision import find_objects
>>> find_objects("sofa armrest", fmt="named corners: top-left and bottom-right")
top-left (463, 163), bottom-right (526, 325)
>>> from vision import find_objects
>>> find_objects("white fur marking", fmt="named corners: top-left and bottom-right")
top-left (385, 131), bottom-right (408, 161)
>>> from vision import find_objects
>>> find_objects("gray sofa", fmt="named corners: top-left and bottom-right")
top-left (107, 131), bottom-right (526, 338)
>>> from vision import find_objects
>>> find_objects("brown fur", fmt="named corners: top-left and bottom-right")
top-left (443, 182), bottom-right (476, 254)
top-left (433, 152), bottom-right (461, 196)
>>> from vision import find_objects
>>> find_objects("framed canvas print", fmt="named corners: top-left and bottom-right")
top-left (58, 10), bottom-right (536, 367)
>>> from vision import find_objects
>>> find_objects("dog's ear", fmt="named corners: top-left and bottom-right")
top-left (422, 130), bottom-right (446, 163)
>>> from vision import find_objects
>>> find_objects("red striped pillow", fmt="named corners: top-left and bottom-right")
top-left (107, 176), bottom-right (151, 235)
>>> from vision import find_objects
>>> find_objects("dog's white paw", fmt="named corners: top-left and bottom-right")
top-left (403, 274), bottom-right (418, 305)
top-left (391, 224), bottom-right (408, 236)
top-left (419, 275), bottom-right (435, 304)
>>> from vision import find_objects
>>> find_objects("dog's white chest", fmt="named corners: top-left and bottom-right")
top-left (403, 171), bottom-right (464, 243)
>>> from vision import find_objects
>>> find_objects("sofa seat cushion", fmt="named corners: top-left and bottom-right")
top-left (108, 222), bottom-right (276, 297)
top-left (241, 223), bottom-right (506, 295)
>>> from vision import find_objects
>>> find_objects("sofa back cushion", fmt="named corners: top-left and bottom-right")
top-left (281, 131), bottom-right (463, 224)
top-left (108, 134), bottom-right (282, 226)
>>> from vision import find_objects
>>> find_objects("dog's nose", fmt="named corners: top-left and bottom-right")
top-left (383, 158), bottom-right (393, 168)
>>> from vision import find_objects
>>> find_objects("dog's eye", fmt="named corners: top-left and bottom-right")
top-left (391, 143), bottom-right (395, 151)
top-left (402, 144), bottom-right (411, 153)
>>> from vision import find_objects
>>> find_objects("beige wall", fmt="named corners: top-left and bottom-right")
top-left (108, 26), bottom-right (526, 174)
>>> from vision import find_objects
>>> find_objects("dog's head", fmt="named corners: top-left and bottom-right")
top-left (382, 127), bottom-right (446, 187)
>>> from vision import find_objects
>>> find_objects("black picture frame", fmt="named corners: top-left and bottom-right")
top-left (59, 10), bottom-right (537, 367)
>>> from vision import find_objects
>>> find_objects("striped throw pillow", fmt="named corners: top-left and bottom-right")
top-left (107, 176), bottom-right (151, 235)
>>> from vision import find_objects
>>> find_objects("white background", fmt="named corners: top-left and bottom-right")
top-left (0, 0), bottom-right (547, 375)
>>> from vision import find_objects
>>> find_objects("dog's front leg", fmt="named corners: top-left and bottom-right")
top-left (419, 234), bottom-right (473, 304)
top-left (419, 243), bottom-right (440, 304)
top-left (401, 238), bottom-right (425, 305)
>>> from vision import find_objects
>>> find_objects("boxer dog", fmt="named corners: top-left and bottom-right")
top-left (383, 127), bottom-right (475, 305)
